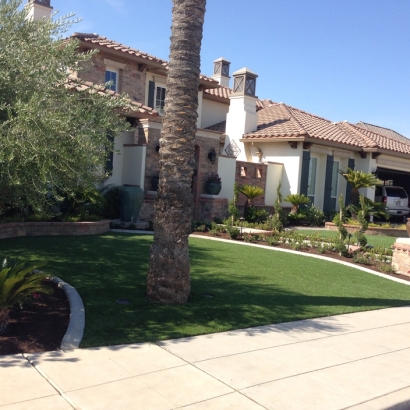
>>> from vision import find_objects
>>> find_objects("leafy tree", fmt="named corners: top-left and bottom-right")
top-left (146, 0), bottom-right (206, 304)
top-left (238, 184), bottom-right (264, 220)
top-left (0, 0), bottom-right (130, 214)
top-left (283, 193), bottom-right (310, 214)
top-left (339, 168), bottom-right (382, 206)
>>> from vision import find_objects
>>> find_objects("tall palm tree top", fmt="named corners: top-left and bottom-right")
top-left (238, 184), bottom-right (264, 199)
top-left (338, 167), bottom-right (382, 189)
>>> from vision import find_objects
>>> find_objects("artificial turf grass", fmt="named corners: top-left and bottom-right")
top-left (0, 233), bottom-right (409, 348)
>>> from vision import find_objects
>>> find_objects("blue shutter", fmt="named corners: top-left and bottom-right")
top-left (323, 155), bottom-right (334, 214)
top-left (148, 81), bottom-right (155, 108)
top-left (345, 158), bottom-right (355, 205)
top-left (300, 150), bottom-right (311, 196)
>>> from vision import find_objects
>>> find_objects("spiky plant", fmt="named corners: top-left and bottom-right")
top-left (0, 259), bottom-right (51, 334)
top-left (339, 168), bottom-right (382, 206)
top-left (283, 193), bottom-right (310, 214)
top-left (237, 184), bottom-right (264, 220)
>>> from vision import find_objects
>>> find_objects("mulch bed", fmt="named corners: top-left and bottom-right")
top-left (193, 231), bottom-right (410, 283)
top-left (0, 280), bottom-right (70, 356)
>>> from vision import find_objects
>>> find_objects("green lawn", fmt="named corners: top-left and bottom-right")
top-left (296, 229), bottom-right (398, 248)
top-left (1, 233), bottom-right (409, 348)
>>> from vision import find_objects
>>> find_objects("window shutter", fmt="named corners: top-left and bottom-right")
top-left (345, 158), bottom-right (355, 205)
top-left (323, 155), bottom-right (334, 214)
top-left (148, 81), bottom-right (155, 108)
top-left (300, 150), bottom-right (311, 196)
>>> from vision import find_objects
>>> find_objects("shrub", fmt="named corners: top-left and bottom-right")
top-left (0, 259), bottom-right (51, 334)
top-left (226, 226), bottom-right (240, 239)
top-left (352, 253), bottom-right (373, 265)
top-left (101, 185), bottom-right (121, 219)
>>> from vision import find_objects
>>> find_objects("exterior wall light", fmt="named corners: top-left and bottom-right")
top-left (208, 147), bottom-right (217, 164)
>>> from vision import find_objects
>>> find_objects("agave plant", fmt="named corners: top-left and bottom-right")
top-left (283, 193), bottom-right (310, 214)
top-left (237, 184), bottom-right (264, 220)
top-left (0, 259), bottom-right (51, 334)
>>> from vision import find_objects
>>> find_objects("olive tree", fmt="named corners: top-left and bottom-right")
top-left (0, 0), bottom-right (129, 214)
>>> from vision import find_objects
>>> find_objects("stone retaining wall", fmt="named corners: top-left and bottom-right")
top-left (325, 222), bottom-right (407, 237)
top-left (392, 240), bottom-right (410, 277)
top-left (0, 220), bottom-right (111, 239)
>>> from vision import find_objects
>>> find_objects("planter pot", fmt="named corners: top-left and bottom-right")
top-left (205, 182), bottom-right (222, 195)
top-left (119, 185), bottom-right (144, 223)
top-left (407, 218), bottom-right (410, 237)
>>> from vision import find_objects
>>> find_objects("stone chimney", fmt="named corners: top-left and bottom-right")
top-left (26, 0), bottom-right (53, 20)
top-left (224, 67), bottom-right (258, 161)
top-left (212, 57), bottom-right (230, 87)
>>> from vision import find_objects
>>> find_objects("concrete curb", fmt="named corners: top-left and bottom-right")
top-left (51, 276), bottom-right (85, 350)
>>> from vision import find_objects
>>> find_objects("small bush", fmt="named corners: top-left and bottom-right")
top-left (352, 253), bottom-right (373, 265)
top-left (377, 263), bottom-right (396, 274)
top-left (226, 226), bottom-right (240, 239)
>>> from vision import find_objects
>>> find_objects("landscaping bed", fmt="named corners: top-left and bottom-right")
top-left (0, 279), bottom-right (70, 356)
top-left (325, 222), bottom-right (407, 237)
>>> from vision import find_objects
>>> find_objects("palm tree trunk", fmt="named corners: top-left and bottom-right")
top-left (146, 0), bottom-right (206, 304)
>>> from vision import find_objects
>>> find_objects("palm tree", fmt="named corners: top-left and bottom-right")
top-left (283, 193), bottom-right (310, 214)
top-left (146, 0), bottom-right (206, 304)
top-left (238, 184), bottom-right (264, 219)
top-left (339, 168), bottom-right (382, 206)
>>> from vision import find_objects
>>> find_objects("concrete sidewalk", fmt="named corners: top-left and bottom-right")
top-left (2, 307), bottom-right (410, 410)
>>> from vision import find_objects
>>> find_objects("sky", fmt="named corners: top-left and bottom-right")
top-left (48, 0), bottom-right (410, 137)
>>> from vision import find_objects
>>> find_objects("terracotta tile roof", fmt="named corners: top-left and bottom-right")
top-left (203, 85), bottom-right (232, 102)
top-left (204, 121), bottom-right (226, 134)
top-left (356, 122), bottom-right (410, 145)
top-left (343, 122), bottom-right (410, 155)
top-left (65, 76), bottom-right (159, 118)
top-left (71, 33), bottom-right (167, 65)
top-left (242, 102), bottom-right (410, 155)
top-left (70, 33), bottom-right (219, 88)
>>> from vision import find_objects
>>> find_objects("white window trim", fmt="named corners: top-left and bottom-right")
top-left (154, 83), bottom-right (166, 115)
top-left (105, 67), bottom-right (119, 93)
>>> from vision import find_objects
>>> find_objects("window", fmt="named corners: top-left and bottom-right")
top-left (105, 69), bottom-right (118, 92)
top-left (155, 86), bottom-right (166, 115)
top-left (307, 157), bottom-right (317, 203)
top-left (330, 161), bottom-right (339, 210)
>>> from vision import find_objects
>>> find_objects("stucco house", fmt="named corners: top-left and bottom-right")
top-left (28, 0), bottom-right (410, 222)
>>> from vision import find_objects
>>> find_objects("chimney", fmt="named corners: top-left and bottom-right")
top-left (223, 67), bottom-right (258, 161)
top-left (26, 0), bottom-right (53, 20)
top-left (212, 57), bottom-right (231, 87)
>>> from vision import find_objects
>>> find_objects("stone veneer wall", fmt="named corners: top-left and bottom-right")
top-left (139, 194), bottom-right (228, 223)
top-left (77, 51), bottom-right (146, 103)
top-left (392, 241), bottom-right (410, 277)
top-left (235, 161), bottom-right (268, 207)
top-left (198, 196), bottom-right (229, 222)
top-left (0, 220), bottom-right (111, 239)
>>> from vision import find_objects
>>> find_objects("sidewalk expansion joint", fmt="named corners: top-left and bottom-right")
top-left (22, 353), bottom-right (80, 410)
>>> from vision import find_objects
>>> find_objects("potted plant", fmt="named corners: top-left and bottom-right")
top-left (205, 173), bottom-right (222, 195)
